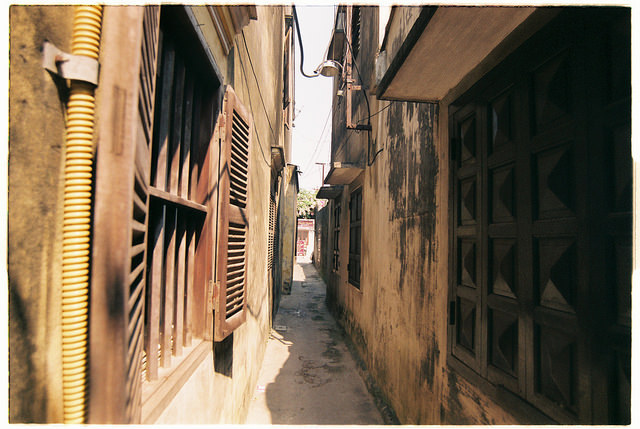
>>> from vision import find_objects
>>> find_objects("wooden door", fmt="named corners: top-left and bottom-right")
top-left (449, 8), bottom-right (630, 424)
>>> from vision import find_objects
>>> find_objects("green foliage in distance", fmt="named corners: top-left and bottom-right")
top-left (297, 188), bottom-right (317, 219)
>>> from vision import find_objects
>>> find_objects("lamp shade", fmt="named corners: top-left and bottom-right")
top-left (315, 60), bottom-right (342, 77)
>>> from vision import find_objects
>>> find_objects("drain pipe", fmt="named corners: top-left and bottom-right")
top-left (61, 5), bottom-right (102, 424)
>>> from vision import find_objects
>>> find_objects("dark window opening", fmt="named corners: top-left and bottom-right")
top-left (143, 14), bottom-right (218, 381)
top-left (348, 188), bottom-right (362, 287)
top-left (332, 202), bottom-right (341, 272)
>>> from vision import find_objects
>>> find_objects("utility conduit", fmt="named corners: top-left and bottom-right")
top-left (61, 5), bottom-right (102, 424)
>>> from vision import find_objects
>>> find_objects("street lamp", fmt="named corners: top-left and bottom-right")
top-left (314, 59), bottom-right (342, 78)
top-left (293, 6), bottom-right (344, 79)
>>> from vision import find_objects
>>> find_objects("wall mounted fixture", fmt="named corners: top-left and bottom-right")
top-left (293, 6), bottom-right (345, 80)
top-left (314, 59), bottom-right (342, 77)
top-left (271, 146), bottom-right (285, 172)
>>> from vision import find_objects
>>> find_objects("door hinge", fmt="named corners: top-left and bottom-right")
top-left (207, 280), bottom-right (220, 313)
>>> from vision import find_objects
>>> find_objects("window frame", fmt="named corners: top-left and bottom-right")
top-left (332, 201), bottom-right (341, 273)
top-left (347, 187), bottom-right (362, 288)
top-left (142, 12), bottom-right (218, 383)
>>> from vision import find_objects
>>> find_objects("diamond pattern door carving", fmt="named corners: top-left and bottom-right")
top-left (449, 8), bottom-right (630, 424)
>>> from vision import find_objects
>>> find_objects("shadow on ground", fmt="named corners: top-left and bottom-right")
top-left (255, 262), bottom-right (384, 425)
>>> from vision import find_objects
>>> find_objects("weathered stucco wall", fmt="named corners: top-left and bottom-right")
top-left (319, 6), bottom-right (531, 425)
top-left (279, 166), bottom-right (298, 295)
top-left (323, 97), bottom-right (520, 426)
top-left (8, 5), bottom-right (75, 423)
top-left (383, 6), bottom-right (422, 64)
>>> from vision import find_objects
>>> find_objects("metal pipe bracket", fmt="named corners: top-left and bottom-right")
top-left (42, 41), bottom-right (99, 85)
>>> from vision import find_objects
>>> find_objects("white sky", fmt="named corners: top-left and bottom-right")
top-left (290, 5), bottom-right (335, 191)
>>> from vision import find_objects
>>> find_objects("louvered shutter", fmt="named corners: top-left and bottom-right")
top-left (128, 6), bottom-right (160, 418)
top-left (268, 188), bottom-right (278, 270)
top-left (351, 6), bottom-right (361, 60)
top-left (214, 86), bottom-right (252, 342)
top-left (90, 5), bottom-right (160, 424)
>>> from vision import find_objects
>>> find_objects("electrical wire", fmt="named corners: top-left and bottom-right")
top-left (356, 101), bottom-right (394, 124)
top-left (301, 108), bottom-right (331, 172)
top-left (236, 41), bottom-right (273, 168)
top-left (293, 4), bottom-right (383, 172)
top-left (343, 29), bottom-right (383, 166)
top-left (300, 94), bottom-right (341, 173)
top-left (241, 30), bottom-right (276, 143)
top-left (305, 95), bottom-right (336, 172)
top-left (292, 5), bottom-right (319, 79)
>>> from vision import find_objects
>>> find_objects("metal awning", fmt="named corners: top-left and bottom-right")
top-left (315, 185), bottom-right (344, 200)
top-left (323, 162), bottom-right (364, 185)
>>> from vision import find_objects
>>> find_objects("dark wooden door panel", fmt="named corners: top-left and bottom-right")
top-left (449, 8), bottom-right (630, 424)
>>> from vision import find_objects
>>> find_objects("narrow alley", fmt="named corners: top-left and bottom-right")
top-left (8, 4), bottom-right (632, 425)
top-left (246, 260), bottom-right (384, 425)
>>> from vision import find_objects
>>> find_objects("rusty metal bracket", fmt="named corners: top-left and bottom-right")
top-left (42, 41), bottom-right (100, 85)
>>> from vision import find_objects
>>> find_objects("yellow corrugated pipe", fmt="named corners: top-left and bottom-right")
top-left (62, 5), bottom-right (102, 424)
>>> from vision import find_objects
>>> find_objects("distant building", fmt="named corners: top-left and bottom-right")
top-left (296, 218), bottom-right (315, 259)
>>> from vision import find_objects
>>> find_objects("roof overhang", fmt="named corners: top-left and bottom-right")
top-left (376, 6), bottom-right (559, 102)
top-left (316, 185), bottom-right (344, 200)
top-left (207, 5), bottom-right (258, 55)
top-left (323, 162), bottom-right (364, 185)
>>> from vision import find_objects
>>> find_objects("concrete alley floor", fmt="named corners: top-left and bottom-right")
top-left (245, 259), bottom-right (385, 425)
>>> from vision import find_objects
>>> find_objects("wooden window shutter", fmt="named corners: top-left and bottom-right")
top-left (268, 191), bottom-right (276, 270)
top-left (90, 5), bottom-right (160, 424)
top-left (350, 6), bottom-right (361, 60)
top-left (126, 6), bottom-right (160, 421)
top-left (214, 85), bottom-right (252, 342)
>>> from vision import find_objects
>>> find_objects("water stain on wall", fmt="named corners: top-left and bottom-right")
top-left (385, 102), bottom-right (439, 296)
